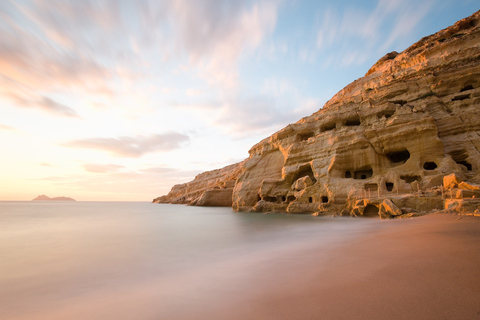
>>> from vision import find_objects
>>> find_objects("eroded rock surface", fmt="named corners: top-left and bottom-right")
top-left (155, 11), bottom-right (480, 217)
top-left (153, 162), bottom-right (244, 206)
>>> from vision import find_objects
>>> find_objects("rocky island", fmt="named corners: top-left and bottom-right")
top-left (155, 11), bottom-right (480, 218)
top-left (32, 195), bottom-right (76, 201)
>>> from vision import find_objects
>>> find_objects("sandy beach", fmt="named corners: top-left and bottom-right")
top-left (224, 213), bottom-right (480, 320)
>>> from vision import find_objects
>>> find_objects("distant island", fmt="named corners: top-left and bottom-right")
top-left (32, 195), bottom-right (76, 201)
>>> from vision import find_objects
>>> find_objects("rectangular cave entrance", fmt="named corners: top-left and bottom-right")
top-left (345, 117), bottom-right (361, 126)
top-left (263, 196), bottom-right (277, 203)
top-left (321, 196), bottom-right (329, 203)
top-left (363, 204), bottom-right (380, 217)
top-left (321, 123), bottom-right (336, 132)
top-left (400, 175), bottom-right (421, 183)
top-left (354, 168), bottom-right (373, 180)
top-left (364, 183), bottom-right (378, 191)
top-left (385, 182), bottom-right (394, 191)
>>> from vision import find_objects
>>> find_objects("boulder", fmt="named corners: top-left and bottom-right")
top-left (195, 189), bottom-right (234, 207)
top-left (380, 199), bottom-right (403, 217)
top-left (445, 199), bottom-right (480, 213)
top-left (443, 174), bottom-right (464, 189)
top-left (458, 181), bottom-right (480, 191)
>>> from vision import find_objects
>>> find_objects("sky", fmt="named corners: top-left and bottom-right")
top-left (0, 0), bottom-right (478, 201)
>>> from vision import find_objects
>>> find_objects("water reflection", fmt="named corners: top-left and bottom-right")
top-left (0, 202), bottom-right (380, 320)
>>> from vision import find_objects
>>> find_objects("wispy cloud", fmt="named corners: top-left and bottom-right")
top-left (0, 0), bottom-right (281, 131)
top-left (63, 133), bottom-right (190, 157)
top-left (174, 94), bottom-right (321, 138)
top-left (38, 97), bottom-right (80, 118)
top-left (0, 77), bottom-right (80, 118)
top-left (212, 97), bottom-right (320, 137)
top-left (0, 123), bottom-right (16, 131)
top-left (39, 162), bottom-right (53, 167)
top-left (315, 0), bottom-right (435, 68)
top-left (82, 163), bottom-right (125, 173)
top-left (167, 0), bottom-right (278, 89)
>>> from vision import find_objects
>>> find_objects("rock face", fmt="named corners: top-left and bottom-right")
top-left (155, 11), bottom-right (480, 217)
top-left (153, 162), bottom-right (244, 206)
top-left (32, 195), bottom-right (76, 201)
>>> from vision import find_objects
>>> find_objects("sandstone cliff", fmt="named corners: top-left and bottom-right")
top-left (155, 11), bottom-right (480, 217)
top-left (153, 162), bottom-right (244, 206)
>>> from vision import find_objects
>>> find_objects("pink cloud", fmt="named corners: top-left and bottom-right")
top-left (63, 133), bottom-right (190, 157)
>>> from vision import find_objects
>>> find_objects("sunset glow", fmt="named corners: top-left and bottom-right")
top-left (1, 0), bottom-right (477, 201)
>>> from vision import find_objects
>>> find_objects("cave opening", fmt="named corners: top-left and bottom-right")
top-left (264, 196), bottom-right (277, 203)
top-left (321, 123), bottom-right (336, 132)
top-left (308, 197), bottom-right (313, 203)
top-left (449, 150), bottom-right (473, 171)
top-left (298, 132), bottom-right (314, 142)
top-left (292, 164), bottom-right (317, 184)
top-left (345, 118), bottom-right (361, 126)
top-left (345, 171), bottom-right (352, 178)
top-left (386, 182), bottom-right (394, 191)
top-left (384, 111), bottom-right (395, 119)
top-left (280, 196), bottom-right (286, 202)
top-left (321, 196), bottom-right (329, 203)
top-left (354, 168), bottom-right (373, 180)
top-left (423, 162), bottom-right (437, 170)
top-left (400, 175), bottom-right (421, 183)
top-left (452, 94), bottom-right (470, 101)
top-left (287, 195), bottom-right (296, 203)
top-left (460, 85), bottom-right (474, 92)
top-left (458, 161), bottom-right (473, 171)
top-left (363, 204), bottom-right (379, 217)
top-left (386, 149), bottom-right (410, 164)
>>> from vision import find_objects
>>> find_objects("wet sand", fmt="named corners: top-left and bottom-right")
top-left (4, 213), bottom-right (480, 320)
top-left (231, 213), bottom-right (480, 320)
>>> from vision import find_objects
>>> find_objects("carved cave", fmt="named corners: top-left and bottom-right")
top-left (386, 149), bottom-right (410, 164)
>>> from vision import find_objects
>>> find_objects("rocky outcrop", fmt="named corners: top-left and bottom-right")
top-left (155, 11), bottom-right (480, 217)
top-left (153, 162), bottom-right (244, 206)
top-left (443, 173), bottom-right (480, 214)
top-left (32, 195), bottom-right (76, 201)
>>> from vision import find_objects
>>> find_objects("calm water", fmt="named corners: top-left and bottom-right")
top-left (0, 202), bottom-right (380, 319)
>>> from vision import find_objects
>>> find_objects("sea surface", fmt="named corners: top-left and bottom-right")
top-left (0, 201), bottom-right (382, 320)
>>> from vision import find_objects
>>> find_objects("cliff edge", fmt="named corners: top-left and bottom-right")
top-left (155, 11), bottom-right (480, 218)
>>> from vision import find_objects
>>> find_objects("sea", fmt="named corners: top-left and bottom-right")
top-left (0, 201), bottom-right (382, 320)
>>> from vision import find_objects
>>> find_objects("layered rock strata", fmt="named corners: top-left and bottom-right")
top-left (153, 162), bottom-right (244, 206)
top-left (155, 11), bottom-right (480, 217)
